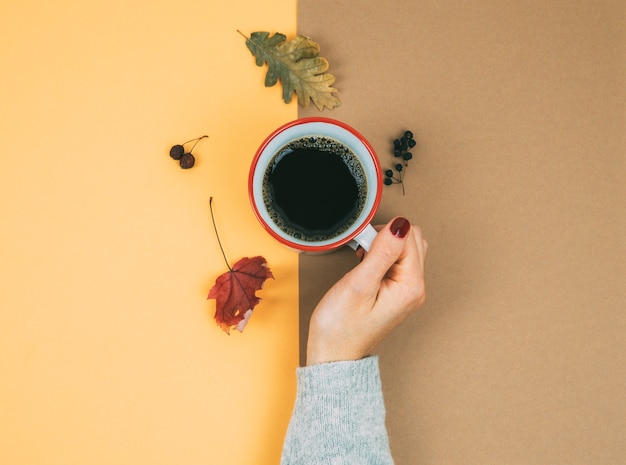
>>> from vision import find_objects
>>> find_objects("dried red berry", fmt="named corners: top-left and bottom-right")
top-left (169, 144), bottom-right (185, 160)
top-left (168, 135), bottom-right (207, 169)
top-left (179, 153), bottom-right (195, 169)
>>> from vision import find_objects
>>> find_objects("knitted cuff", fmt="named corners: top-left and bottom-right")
top-left (295, 355), bottom-right (383, 399)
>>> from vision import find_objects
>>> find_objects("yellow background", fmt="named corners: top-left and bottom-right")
top-left (1, 1), bottom-right (298, 464)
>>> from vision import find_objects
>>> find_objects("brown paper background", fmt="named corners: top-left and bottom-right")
top-left (298, 1), bottom-right (625, 463)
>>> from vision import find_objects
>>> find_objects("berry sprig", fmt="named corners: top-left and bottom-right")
top-left (384, 130), bottom-right (416, 195)
top-left (169, 135), bottom-right (208, 169)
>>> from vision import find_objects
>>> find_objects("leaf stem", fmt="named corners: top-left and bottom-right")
top-left (236, 29), bottom-right (249, 40)
top-left (209, 197), bottom-right (231, 271)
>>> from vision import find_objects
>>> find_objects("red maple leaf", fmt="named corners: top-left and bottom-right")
top-left (207, 198), bottom-right (274, 334)
top-left (208, 256), bottom-right (274, 334)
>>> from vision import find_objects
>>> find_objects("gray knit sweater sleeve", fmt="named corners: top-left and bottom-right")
top-left (280, 356), bottom-right (394, 465)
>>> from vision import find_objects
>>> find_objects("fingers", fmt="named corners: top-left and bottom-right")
top-left (413, 226), bottom-right (427, 273)
top-left (356, 220), bottom-right (427, 270)
top-left (385, 223), bottom-right (422, 282)
top-left (351, 217), bottom-right (412, 284)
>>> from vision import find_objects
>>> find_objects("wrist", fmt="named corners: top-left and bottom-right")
top-left (306, 341), bottom-right (373, 366)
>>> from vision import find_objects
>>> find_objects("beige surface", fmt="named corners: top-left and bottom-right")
top-left (298, 0), bottom-right (625, 463)
top-left (0, 2), bottom-right (297, 464)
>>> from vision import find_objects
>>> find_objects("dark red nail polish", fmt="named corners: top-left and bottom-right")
top-left (390, 217), bottom-right (410, 238)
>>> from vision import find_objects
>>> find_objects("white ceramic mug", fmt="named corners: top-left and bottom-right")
top-left (248, 117), bottom-right (382, 253)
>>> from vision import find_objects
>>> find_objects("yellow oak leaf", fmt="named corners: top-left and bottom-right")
top-left (242, 31), bottom-right (341, 111)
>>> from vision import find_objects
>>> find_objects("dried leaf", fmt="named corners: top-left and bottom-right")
top-left (208, 256), bottom-right (274, 334)
top-left (243, 31), bottom-right (341, 111)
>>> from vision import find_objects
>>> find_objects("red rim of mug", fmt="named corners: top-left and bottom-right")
top-left (248, 117), bottom-right (382, 252)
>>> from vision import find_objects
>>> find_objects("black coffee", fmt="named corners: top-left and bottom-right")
top-left (262, 136), bottom-right (367, 242)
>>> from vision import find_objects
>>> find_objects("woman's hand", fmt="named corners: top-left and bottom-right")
top-left (306, 217), bottom-right (428, 366)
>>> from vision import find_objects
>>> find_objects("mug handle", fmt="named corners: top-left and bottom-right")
top-left (347, 223), bottom-right (378, 252)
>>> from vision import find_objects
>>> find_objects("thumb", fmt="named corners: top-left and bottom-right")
top-left (353, 217), bottom-right (411, 283)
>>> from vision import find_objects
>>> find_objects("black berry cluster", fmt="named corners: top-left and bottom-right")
top-left (169, 135), bottom-right (208, 169)
top-left (384, 130), bottom-right (415, 195)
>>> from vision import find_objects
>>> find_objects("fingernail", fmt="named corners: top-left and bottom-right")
top-left (390, 217), bottom-right (410, 238)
